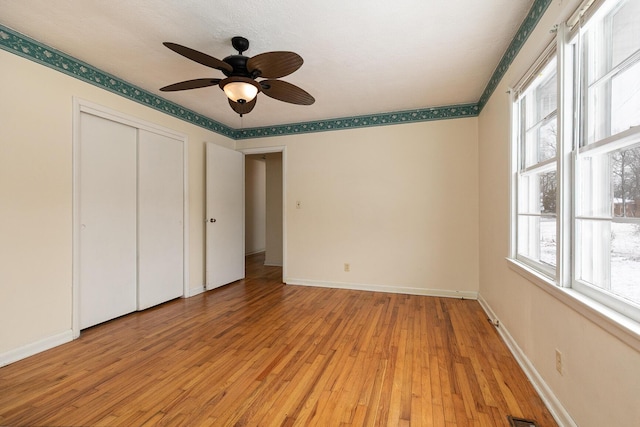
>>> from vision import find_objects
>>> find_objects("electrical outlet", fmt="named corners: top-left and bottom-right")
top-left (344, 263), bottom-right (350, 272)
top-left (555, 349), bottom-right (563, 375)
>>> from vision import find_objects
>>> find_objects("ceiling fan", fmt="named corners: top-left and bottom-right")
top-left (160, 36), bottom-right (315, 116)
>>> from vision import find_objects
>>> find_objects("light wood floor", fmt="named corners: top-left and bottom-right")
top-left (0, 253), bottom-right (557, 426)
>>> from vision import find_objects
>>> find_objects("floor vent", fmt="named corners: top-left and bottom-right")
top-left (507, 416), bottom-right (539, 427)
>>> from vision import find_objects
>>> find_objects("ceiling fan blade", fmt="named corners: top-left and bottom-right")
top-left (260, 80), bottom-right (315, 105)
top-left (160, 78), bottom-right (221, 92)
top-left (228, 97), bottom-right (257, 115)
top-left (247, 51), bottom-right (303, 79)
top-left (163, 42), bottom-right (233, 73)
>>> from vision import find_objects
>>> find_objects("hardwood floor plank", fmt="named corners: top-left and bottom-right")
top-left (0, 253), bottom-right (557, 426)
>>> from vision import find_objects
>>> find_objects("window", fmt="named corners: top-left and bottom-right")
top-left (511, 0), bottom-right (640, 323)
top-left (574, 0), bottom-right (640, 318)
top-left (514, 55), bottom-right (558, 277)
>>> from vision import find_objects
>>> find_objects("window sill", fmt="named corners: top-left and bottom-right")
top-left (506, 258), bottom-right (640, 353)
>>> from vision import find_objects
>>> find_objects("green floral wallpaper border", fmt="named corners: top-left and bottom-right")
top-left (236, 104), bottom-right (479, 139)
top-left (0, 0), bottom-right (551, 140)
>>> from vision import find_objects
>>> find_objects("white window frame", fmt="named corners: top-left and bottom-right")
top-left (510, 43), bottom-right (559, 280)
top-left (571, 0), bottom-right (640, 322)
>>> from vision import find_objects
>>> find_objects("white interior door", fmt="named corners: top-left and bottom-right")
top-left (206, 143), bottom-right (245, 289)
top-left (137, 130), bottom-right (184, 309)
top-left (79, 113), bottom-right (137, 329)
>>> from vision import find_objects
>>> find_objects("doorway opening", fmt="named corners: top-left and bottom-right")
top-left (241, 146), bottom-right (286, 283)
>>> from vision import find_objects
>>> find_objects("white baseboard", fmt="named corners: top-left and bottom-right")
top-left (477, 294), bottom-right (577, 427)
top-left (185, 285), bottom-right (205, 298)
top-left (264, 262), bottom-right (283, 267)
top-left (0, 330), bottom-right (74, 367)
top-left (285, 278), bottom-right (478, 300)
top-left (245, 249), bottom-right (265, 256)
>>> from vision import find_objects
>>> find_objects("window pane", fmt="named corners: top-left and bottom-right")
top-left (612, 145), bottom-right (640, 218)
top-left (518, 175), bottom-right (533, 213)
top-left (519, 170), bottom-right (557, 214)
top-left (585, 0), bottom-right (640, 144)
top-left (536, 68), bottom-right (557, 122)
top-left (541, 170), bottom-right (557, 214)
top-left (591, 61), bottom-right (640, 143)
top-left (578, 154), bottom-right (612, 217)
top-left (525, 117), bottom-right (557, 167)
top-left (521, 58), bottom-right (557, 167)
top-left (517, 168), bottom-right (557, 267)
top-left (586, 80), bottom-right (607, 144)
top-left (518, 215), bottom-right (556, 267)
top-left (611, 60), bottom-right (640, 136)
top-left (580, 145), bottom-right (640, 218)
top-left (611, 222), bottom-right (640, 305)
top-left (577, 219), bottom-right (640, 306)
top-left (586, 0), bottom-right (640, 84)
top-left (586, 22), bottom-right (607, 85)
top-left (576, 219), bottom-right (611, 287)
top-left (518, 215), bottom-right (537, 258)
top-left (611, 0), bottom-right (640, 67)
top-left (540, 118), bottom-right (557, 163)
top-left (540, 217), bottom-right (557, 266)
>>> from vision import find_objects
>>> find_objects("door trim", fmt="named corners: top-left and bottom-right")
top-left (72, 98), bottom-right (189, 338)
top-left (239, 146), bottom-right (287, 281)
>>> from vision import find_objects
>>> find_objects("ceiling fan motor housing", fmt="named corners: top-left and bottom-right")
top-left (221, 55), bottom-right (252, 78)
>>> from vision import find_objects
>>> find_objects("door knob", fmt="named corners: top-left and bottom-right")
top-left (209, 218), bottom-right (216, 223)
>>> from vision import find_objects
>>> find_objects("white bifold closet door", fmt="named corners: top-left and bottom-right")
top-left (78, 113), bottom-right (184, 329)
top-left (137, 130), bottom-right (184, 310)
top-left (79, 114), bottom-right (138, 329)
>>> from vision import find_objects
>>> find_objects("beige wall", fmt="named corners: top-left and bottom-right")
top-left (0, 50), bottom-right (232, 356)
top-left (237, 119), bottom-right (480, 295)
top-left (478, 1), bottom-right (640, 426)
top-left (245, 156), bottom-right (266, 255)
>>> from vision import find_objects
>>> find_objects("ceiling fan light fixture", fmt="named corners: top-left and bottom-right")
top-left (220, 77), bottom-right (261, 103)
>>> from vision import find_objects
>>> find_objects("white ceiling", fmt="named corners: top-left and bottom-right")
top-left (0, 0), bottom-right (534, 129)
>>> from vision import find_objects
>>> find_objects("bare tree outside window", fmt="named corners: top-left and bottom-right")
top-left (612, 146), bottom-right (640, 218)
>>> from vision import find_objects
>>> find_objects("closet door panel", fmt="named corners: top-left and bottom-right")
top-left (137, 130), bottom-right (184, 309)
top-left (79, 113), bottom-right (137, 329)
